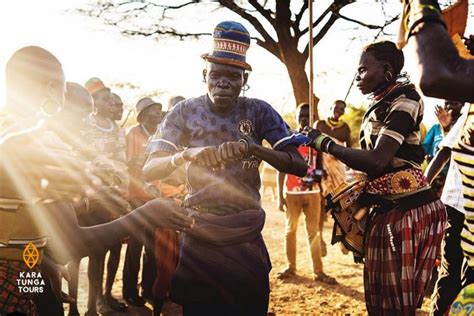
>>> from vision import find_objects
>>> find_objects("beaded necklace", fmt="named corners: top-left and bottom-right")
top-left (89, 113), bottom-right (115, 133)
top-left (327, 118), bottom-right (344, 129)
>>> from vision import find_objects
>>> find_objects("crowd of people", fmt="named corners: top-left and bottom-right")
top-left (1, 0), bottom-right (474, 315)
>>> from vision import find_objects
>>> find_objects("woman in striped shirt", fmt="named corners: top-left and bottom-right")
top-left (308, 41), bottom-right (446, 315)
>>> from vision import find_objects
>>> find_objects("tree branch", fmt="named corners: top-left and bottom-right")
top-left (299, 4), bottom-right (333, 36)
top-left (303, 13), bottom-right (339, 57)
top-left (116, 0), bottom-right (198, 11)
top-left (121, 27), bottom-right (211, 40)
top-left (294, 0), bottom-right (308, 28)
top-left (217, 0), bottom-right (278, 55)
top-left (248, 0), bottom-right (274, 25)
top-left (334, 12), bottom-right (399, 30)
top-left (256, 39), bottom-right (280, 59)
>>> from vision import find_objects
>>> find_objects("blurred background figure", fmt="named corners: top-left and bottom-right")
top-left (422, 100), bottom-right (464, 197)
top-left (167, 95), bottom-right (185, 110)
top-left (83, 77), bottom-right (130, 315)
top-left (122, 97), bottom-right (163, 307)
top-left (314, 100), bottom-right (352, 255)
top-left (277, 103), bottom-right (336, 284)
top-left (110, 92), bottom-right (125, 123)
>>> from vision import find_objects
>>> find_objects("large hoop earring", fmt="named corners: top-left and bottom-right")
top-left (40, 97), bottom-right (62, 116)
top-left (241, 83), bottom-right (250, 97)
top-left (384, 71), bottom-right (393, 82)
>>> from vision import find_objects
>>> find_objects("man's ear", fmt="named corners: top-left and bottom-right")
top-left (202, 69), bottom-right (207, 83)
top-left (243, 72), bottom-right (249, 86)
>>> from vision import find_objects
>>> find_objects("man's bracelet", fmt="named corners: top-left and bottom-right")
top-left (238, 136), bottom-right (252, 157)
top-left (170, 152), bottom-right (184, 168)
top-left (312, 134), bottom-right (333, 153)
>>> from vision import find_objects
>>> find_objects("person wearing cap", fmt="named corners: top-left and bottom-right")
top-left (122, 97), bottom-right (163, 306)
top-left (143, 21), bottom-right (307, 315)
top-left (83, 77), bottom-right (130, 314)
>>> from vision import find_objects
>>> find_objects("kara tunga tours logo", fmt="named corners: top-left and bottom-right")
top-left (17, 242), bottom-right (45, 293)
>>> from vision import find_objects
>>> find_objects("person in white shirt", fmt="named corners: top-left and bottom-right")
top-left (424, 106), bottom-right (472, 315)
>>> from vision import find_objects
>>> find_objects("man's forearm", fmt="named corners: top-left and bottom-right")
top-left (424, 147), bottom-right (451, 183)
top-left (410, 23), bottom-right (474, 102)
top-left (143, 153), bottom-right (180, 181)
top-left (81, 205), bottom-right (155, 253)
top-left (250, 144), bottom-right (307, 177)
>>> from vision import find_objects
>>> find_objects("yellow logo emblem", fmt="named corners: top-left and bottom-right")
top-left (23, 242), bottom-right (40, 269)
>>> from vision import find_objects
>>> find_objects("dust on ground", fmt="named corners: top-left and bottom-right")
top-left (65, 197), bottom-right (433, 315)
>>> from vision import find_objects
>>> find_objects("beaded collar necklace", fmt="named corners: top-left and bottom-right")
top-left (327, 118), bottom-right (344, 128)
top-left (89, 113), bottom-right (115, 132)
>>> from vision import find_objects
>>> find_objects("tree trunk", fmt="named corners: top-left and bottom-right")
top-left (283, 55), bottom-right (320, 121)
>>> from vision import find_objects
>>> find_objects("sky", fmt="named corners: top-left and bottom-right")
top-left (0, 0), bottom-right (471, 125)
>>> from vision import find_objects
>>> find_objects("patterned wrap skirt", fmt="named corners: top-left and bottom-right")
top-left (0, 260), bottom-right (38, 316)
top-left (170, 208), bottom-right (271, 315)
top-left (364, 199), bottom-right (446, 315)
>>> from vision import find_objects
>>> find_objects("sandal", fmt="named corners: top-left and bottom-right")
top-left (314, 272), bottom-right (337, 285)
top-left (276, 267), bottom-right (296, 279)
top-left (106, 296), bottom-right (128, 312)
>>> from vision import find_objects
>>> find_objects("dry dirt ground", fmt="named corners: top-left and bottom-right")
top-left (65, 196), bottom-right (433, 315)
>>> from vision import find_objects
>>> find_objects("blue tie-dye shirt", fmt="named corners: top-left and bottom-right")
top-left (146, 95), bottom-right (302, 214)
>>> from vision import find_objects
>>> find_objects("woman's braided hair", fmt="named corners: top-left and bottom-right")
top-left (363, 41), bottom-right (404, 76)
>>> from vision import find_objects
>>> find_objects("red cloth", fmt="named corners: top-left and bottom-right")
top-left (364, 200), bottom-right (446, 315)
top-left (286, 146), bottom-right (317, 191)
top-left (153, 229), bottom-right (179, 299)
top-left (126, 125), bottom-right (160, 201)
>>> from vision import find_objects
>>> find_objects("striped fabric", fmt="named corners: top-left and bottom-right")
top-left (452, 105), bottom-right (474, 266)
top-left (364, 200), bottom-right (446, 315)
top-left (359, 83), bottom-right (425, 177)
top-left (360, 82), bottom-right (447, 315)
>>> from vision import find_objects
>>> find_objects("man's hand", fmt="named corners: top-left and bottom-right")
top-left (41, 258), bottom-right (75, 304)
top-left (302, 127), bottom-right (333, 152)
top-left (217, 141), bottom-right (247, 161)
top-left (303, 126), bottom-right (322, 141)
top-left (435, 105), bottom-right (452, 130)
top-left (139, 198), bottom-right (194, 232)
top-left (278, 196), bottom-right (287, 212)
top-left (182, 146), bottom-right (224, 169)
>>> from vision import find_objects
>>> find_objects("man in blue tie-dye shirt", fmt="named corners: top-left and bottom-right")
top-left (143, 21), bottom-right (308, 316)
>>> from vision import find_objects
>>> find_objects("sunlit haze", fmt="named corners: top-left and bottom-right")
top-left (1, 0), bottom-right (470, 124)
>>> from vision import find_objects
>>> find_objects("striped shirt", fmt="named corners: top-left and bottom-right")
top-left (452, 103), bottom-right (474, 266)
top-left (359, 83), bottom-right (425, 178)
